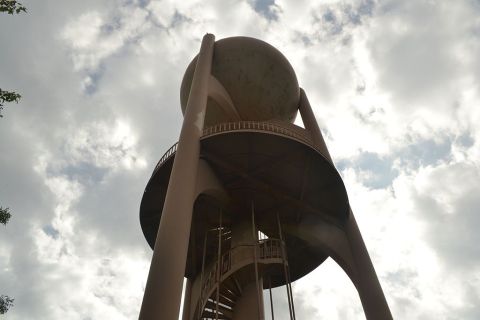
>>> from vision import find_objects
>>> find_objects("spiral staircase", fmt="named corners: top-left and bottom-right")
top-left (195, 236), bottom-right (288, 320)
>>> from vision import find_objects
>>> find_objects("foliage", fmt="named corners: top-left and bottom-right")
top-left (1, 1), bottom-right (26, 117)
top-left (0, 206), bottom-right (11, 225)
top-left (0, 2), bottom-right (23, 315)
top-left (0, 295), bottom-right (14, 314)
top-left (0, 0), bottom-right (26, 14)
top-left (0, 89), bottom-right (21, 117)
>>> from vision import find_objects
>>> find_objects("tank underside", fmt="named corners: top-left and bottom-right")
top-left (140, 129), bottom-right (350, 286)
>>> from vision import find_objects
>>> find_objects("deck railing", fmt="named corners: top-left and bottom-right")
top-left (202, 120), bottom-right (313, 146)
top-left (152, 142), bottom-right (178, 176)
top-left (152, 120), bottom-right (319, 176)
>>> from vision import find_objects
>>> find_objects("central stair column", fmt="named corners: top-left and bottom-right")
top-left (230, 218), bottom-right (265, 320)
top-left (233, 281), bottom-right (264, 320)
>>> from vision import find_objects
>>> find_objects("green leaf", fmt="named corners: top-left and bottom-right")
top-left (0, 0), bottom-right (27, 15)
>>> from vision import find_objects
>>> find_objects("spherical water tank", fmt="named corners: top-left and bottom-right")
top-left (180, 37), bottom-right (300, 126)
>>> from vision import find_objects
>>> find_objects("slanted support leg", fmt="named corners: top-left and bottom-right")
top-left (139, 33), bottom-right (215, 320)
top-left (297, 88), bottom-right (392, 319)
top-left (298, 88), bottom-right (333, 164)
top-left (345, 210), bottom-right (393, 320)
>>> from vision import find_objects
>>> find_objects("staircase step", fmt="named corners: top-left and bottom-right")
top-left (218, 286), bottom-right (238, 301)
top-left (206, 298), bottom-right (233, 310)
top-left (202, 309), bottom-right (231, 320)
top-left (205, 301), bottom-right (234, 318)
top-left (217, 292), bottom-right (236, 306)
top-left (223, 276), bottom-right (242, 297)
top-left (231, 275), bottom-right (243, 295)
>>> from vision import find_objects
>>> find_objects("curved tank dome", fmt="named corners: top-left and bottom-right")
top-left (180, 36), bottom-right (300, 126)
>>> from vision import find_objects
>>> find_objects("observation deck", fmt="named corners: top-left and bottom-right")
top-left (140, 119), bottom-right (350, 285)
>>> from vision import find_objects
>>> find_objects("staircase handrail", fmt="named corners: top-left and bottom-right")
top-left (196, 238), bottom-right (285, 319)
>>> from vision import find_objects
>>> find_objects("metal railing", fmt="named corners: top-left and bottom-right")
top-left (202, 121), bottom-right (313, 146)
top-left (152, 142), bottom-right (178, 176)
top-left (152, 120), bottom-right (321, 176)
top-left (197, 238), bottom-right (285, 318)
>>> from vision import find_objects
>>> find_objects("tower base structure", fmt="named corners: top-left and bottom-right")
top-left (138, 34), bottom-right (393, 320)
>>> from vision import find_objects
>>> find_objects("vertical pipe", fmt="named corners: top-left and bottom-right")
top-left (276, 213), bottom-right (293, 320)
top-left (278, 219), bottom-right (296, 320)
top-left (216, 210), bottom-right (223, 320)
top-left (198, 232), bottom-right (208, 318)
top-left (182, 278), bottom-right (192, 320)
top-left (269, 276), bottom-right (275, 320)
top-left (252, 201), bottom-right (263, 320)
top-left (139, 34), bottom-right (215, 320)
top-left (287, 275), bottom-right (296, 320)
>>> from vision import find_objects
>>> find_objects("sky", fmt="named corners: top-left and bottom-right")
top-left (1, 0), bottom-right (480, 319)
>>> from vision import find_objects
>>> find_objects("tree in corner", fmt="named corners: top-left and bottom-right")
top-left (0, 207), bottom-right (11, 225)
top-left (0, 0), bottom-right (26, 117)
top-left (0, 207), bottom-right (14, 314)
top-left (0, 0), bottom-right (26, 314)
top-left (0, 89), bottom-right (21, 118)
top-left (0, 0), bottom-right (26, 14)
top-left (0, 208), bottom-right (14, 314)
top-left (0, 295), bottom-right (14, 314)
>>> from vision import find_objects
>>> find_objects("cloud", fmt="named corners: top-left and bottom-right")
top-left (61, 7), bottom-right (149, 73)
top-left (1, 0), bottom-right (480, 319)
top-left (247, 0), bottom-right (281, 21)
top-left (340, 149), bottom-right (480, 318)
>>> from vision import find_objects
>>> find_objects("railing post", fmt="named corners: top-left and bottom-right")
top-left (252, 201), bottom-right (263, 320)
top-left (277, 213), bottom-right (295, 320)
top-left (215, 210), bottom-right (223, 320)
top-left (269, 276), bottom-right (275, 320)
top-left (197, 231), bottom-right (208, 320)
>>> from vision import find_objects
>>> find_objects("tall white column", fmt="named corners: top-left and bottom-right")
top-left (139, 33), bottom-right (215, 320)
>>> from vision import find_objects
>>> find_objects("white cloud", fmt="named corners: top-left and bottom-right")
top-left (64, 120), bottom-right (146, 170)
top-left (293, 259), bottom-right (364, 319)
top-left (1, 0), bottom-right (480, 319)
top-left (61, 6), bottom-right (150, 73)
top-left (340, 150), bottom-right (480, 318)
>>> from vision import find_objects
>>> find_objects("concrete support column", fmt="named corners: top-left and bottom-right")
top-left (345, 210), bottom-right (393, 320)
top-left (298, 88), bottom-right (333, 164)
top-left (233, 280), bottom-right (265, 320)
top-left (230, 218), bottom-right (265, 320)
top-left (139, 33), bottom-right (215, 320)
top-left (231, 219), bottom-right (255, 247)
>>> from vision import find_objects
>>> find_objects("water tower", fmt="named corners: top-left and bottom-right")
top-left (138, 34), bottom-right (392, 320)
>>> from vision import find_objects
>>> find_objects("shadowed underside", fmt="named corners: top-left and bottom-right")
top-left (140, 127), bottom-right (350, 286)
